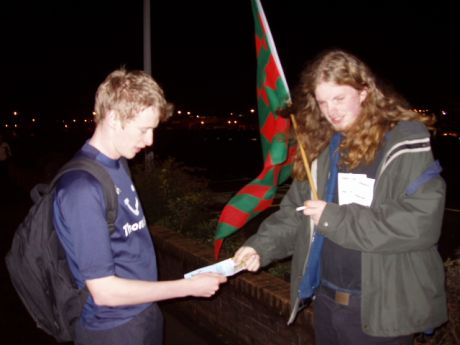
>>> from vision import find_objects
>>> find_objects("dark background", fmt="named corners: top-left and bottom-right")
top-left (1, 2), bottom-right (459, 343)
top-left (1, 0), bottom-right (459, 119)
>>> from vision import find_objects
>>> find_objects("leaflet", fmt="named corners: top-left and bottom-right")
top-left (184, 258), bottom-right (244, 279)
top-left (338, 173), bottom-right (375, 207)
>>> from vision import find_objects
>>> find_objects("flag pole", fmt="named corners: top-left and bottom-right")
top-left (290, 114), bottom-right (319, 200)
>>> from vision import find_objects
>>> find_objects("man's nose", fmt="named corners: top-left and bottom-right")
top-left (326, 102), bottom-right (339, 116)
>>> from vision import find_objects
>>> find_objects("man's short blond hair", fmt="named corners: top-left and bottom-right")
top-left (94, 68), bottom-right (173, 124)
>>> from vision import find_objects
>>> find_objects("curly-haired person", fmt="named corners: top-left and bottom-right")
top-left (234, 50), bottom-right (447, 345)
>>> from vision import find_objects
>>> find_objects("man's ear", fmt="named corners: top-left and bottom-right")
top-left (107, 110), bottom-right (121, 129)
top-left (359, 88), bottom-right (368, 103)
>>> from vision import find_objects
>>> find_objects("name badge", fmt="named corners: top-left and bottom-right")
top-left (338, 173), bottom-right (375, 207)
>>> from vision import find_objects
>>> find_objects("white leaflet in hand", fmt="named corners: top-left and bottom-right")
top-left (184, 258), bottom-right (244, 279)
top-left (338, 173), bottom-right (375, 207)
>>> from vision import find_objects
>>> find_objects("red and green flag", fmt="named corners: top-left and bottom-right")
top-left (214, 0), bottom-right (295, 258)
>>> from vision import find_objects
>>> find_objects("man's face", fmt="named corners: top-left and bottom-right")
top-left (314, 81), bottom-right (367, 132)
top-left (114, 106), bottom-right (160, 159)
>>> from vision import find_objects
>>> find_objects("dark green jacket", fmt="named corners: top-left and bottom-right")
top-left (245, 121), bottom-right (447, 336)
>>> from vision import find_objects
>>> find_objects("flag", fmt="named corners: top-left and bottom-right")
top-left (214, 0), bottom-right (296, 258)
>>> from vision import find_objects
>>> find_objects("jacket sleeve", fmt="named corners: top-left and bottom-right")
top-left (244, 180), bottom-right (310, 266)
top-left (317, 150), bottom-right (446, 254)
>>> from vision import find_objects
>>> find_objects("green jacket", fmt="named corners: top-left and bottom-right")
top-left (245, 121), bottom-right (447, 336)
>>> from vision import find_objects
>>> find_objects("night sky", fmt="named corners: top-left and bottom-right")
top-left (1, 0), bottom-right (458, 120)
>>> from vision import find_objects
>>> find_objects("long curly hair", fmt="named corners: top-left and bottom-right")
top-left (291, 49), bottom-right (434, 180)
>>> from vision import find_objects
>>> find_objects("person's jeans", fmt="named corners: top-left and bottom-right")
top-left (313, 287), bottom-right (413, 345)
top-left (75, 303), bottom-right (163, 345)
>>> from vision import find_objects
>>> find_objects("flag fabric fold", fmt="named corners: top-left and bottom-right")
top-left (214, 0), bottom-right (295, 258)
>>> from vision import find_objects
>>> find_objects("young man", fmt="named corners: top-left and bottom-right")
top-left (53, 68), bottom-right (227, 345)
top-left (234, 50), bottom-right (447, 345)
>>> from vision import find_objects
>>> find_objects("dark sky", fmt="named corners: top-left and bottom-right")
top-left (1, 0), bottom-right (458, 120)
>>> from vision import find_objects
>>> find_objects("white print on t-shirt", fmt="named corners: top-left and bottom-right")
top-left (124, 197), bottom-right (140, 216)
top-left (123, 217), bottom-right (147, 237)
top-left (123, 184), bottom-right (140, 216)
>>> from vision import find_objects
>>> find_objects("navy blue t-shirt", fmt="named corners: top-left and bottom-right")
top-left (53, 143), bottom-right (158, 330)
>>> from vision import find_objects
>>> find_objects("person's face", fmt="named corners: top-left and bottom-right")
top-left (114, 106), bottom-right (160, 159)
top-left (314, 81), bottom-right (367, 132)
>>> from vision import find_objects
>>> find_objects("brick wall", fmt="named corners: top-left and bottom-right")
top-left (152, 225), bottom-right (315, 345)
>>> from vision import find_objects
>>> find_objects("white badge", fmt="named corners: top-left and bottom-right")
top-left (338, 173), bottom-right (375, 207)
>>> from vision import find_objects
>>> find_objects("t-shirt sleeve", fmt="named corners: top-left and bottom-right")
top-left (54, 170), bottom-right (115, 280)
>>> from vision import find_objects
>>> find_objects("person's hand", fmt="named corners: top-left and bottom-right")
top-left (188, 273), bottom-right (227, 297)
top-left (233, 246), bottom-right (260, 272)
top-left (302, 200), bottom-right (327, 225)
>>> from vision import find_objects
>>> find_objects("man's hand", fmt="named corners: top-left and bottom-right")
top-left (233, 246), bottom-right (260, 272)
top-left (188, 273), bottom-right (227, 297)
top-left (302, 200), bottom-right (327, 225)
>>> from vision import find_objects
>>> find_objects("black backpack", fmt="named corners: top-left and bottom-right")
top-left (5, 156), bottom-right (119, 343)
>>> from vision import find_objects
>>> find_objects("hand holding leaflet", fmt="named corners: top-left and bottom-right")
top-left (184, 258), bottom-right (244, 279)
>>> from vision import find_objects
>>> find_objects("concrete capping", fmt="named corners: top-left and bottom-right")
top-left (152, 225), bottom-right (315, 345)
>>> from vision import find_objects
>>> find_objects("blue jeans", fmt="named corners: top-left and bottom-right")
top-left (75, 303), bottom-right (163, 345)
top-left (313, 287), bottom-right (413, 345)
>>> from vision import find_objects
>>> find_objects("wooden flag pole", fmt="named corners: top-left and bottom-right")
top-left (290, 114), bottom-right (319, 200)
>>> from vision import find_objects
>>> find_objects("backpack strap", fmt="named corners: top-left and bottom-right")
top-left (51, 157), bottom-right (118, 234)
